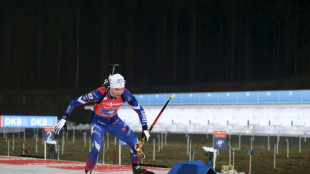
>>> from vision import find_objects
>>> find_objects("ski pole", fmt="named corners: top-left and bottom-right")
top-left (135, 95), bottom-right (174, 159)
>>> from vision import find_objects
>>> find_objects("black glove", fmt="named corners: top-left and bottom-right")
top-left (141, 125), bottom-right (150, 141)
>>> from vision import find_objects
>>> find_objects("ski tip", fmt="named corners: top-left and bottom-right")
top-left (170, 95), bottom-right (175, 99)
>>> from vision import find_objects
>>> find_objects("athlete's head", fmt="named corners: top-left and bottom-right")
top-left (109, 73), bottom-right (125, 88)
top-left (109, 73), bottom-right (125, 98)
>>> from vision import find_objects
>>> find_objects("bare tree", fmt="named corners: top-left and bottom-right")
top-left (172, 3), bottom-right (179, 85)
top-left (101, 0), bottom-right (109, 83)
top-left (162, 2), bottom-right (167, 84)
top-left (294, 2), bottom-right (299, 76)
top-left (245, 10), bottom-right (249, 80)
top-left (126, 0), bottom-right (134, 87)
top-left (75, 3), bottom-right (80, 88)
top-left (57, 10), bottom-right (63, 87)
top-left (37, 0), bottom-right (42, 86)
top-left (230, 2), bottom-right (236, 81)
top-left (190, 0), bottom-right (197, 84)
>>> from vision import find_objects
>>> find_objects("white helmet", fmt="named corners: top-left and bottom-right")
top-left (109, 73), bottom-right (125, 88)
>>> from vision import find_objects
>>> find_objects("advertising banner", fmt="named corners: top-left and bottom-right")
top-left (0, 115), bottom-right (57, 128)
top-left (44, 126), bottom-right (55, 141)
top-left (214, 131), bottom-right (226, 150)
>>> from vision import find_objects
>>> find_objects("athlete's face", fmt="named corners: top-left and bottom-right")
top-left (110, 88), bottom-right (124, 98)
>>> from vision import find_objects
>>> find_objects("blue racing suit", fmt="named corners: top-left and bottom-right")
top-left (64, 86), bottom-right (147, 171)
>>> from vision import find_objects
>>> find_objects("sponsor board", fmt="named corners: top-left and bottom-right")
top-left (0, 115), bottom-right (57, 128)
top-left (214, 131), bottom-right (226, 150)
top-left (44, 126), bottom-right (55, 141)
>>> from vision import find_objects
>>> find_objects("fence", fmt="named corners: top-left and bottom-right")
top-left (132, 89), bottom-right (310, 105)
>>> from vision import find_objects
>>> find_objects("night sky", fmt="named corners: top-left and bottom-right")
top-left (1, 0), bottom-right (310, 93)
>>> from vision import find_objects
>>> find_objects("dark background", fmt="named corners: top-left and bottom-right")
top-left (1, 0), bottom-right (310, 122)
top-left (1, 0), bottom-right (310, 93)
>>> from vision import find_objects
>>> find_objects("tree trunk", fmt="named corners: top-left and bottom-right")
top-left (4, 8), bottom-right (10, 90)
top-left (173, 21), bottom-right (178, 84)
top-left (101, 0), bottom-right (109, 84)
top-left (276, 19), bottom-right (280, 77)
top-left (75, 4), bottom-right (80, 88)
top-left (272, 19), bottom-right (277, 78)
top-left (245, 10), bottom-right (249, 80)
top-left (294, 3), bottom-right (298, 76)
top-left (162, 3), bottom-right (167, 84)
top-left (218, 5), bottom-right (223, 81)
top-left (230, 9), bottom-right (236, 81)
top-left (37, 0), bottom-right (42, 86)
top-left (57, 14), bottom-right (63, 87)
top-left (156, 8), bottom-right (162, 85)
top-left (126, 0), bottom-right (134, 87)
top-left (190, 0), bottom-right (196, 84)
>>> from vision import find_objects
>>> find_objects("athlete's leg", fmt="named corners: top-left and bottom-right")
top-left (85, 123), bottom-right (106, 172)
top-left (110, 118), bottom-right (154, 174)
top-left (109, 118), bottom-right (140, 163)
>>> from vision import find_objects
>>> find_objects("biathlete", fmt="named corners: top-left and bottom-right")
top-left (54, 73), bottom-right (154, 174)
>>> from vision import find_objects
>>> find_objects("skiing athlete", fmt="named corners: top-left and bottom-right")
top-left (54, 73), bottom-right (154, 174)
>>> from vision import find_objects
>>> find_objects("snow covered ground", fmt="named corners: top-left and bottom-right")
top-left (116, 104), bottom-right (310, 137)
top-left (3, 104), bottom-right (306, 137)
top-left (0, 156), bottom-right (170, 174)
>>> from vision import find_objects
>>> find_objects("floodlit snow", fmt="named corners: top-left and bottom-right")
top-left (117, 104), bottom-right (310, 137)
top-left (0, 156), bottom-right (169, 174)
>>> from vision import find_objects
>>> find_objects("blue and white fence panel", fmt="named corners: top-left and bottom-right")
top-left (129, 90), bottom-right (310, 105)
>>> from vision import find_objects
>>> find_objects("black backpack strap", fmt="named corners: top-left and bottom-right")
top-left (121, 94), bottom-right (125, 102)
top-left (96, 87), bottom-right (108, 104)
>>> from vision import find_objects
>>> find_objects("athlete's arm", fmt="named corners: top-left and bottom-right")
top-left (123, 89), bottom-right (147, 126)
top-left (64, 89), bottom-right (104, 116)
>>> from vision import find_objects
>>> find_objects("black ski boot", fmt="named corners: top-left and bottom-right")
top-left (132, 163), bottom-right (155, 174)
top-left (84, 167), bottom-right (92, 174)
